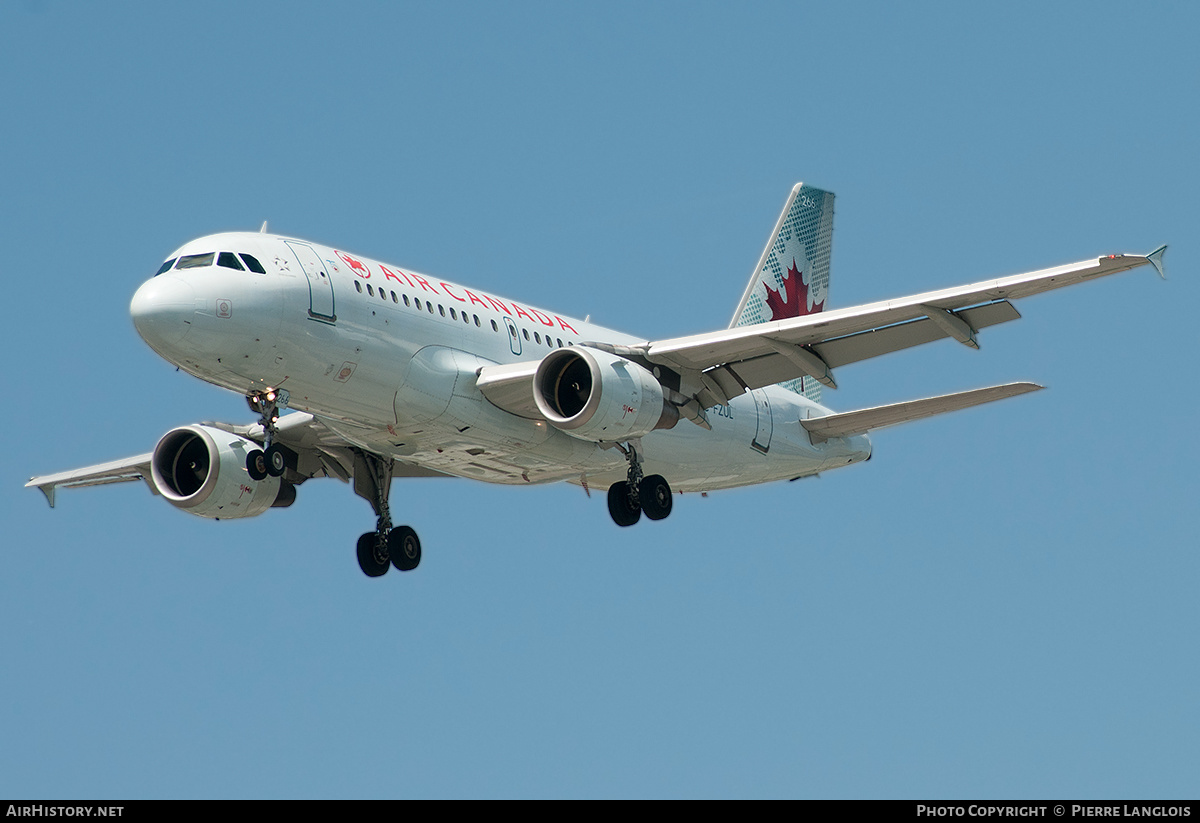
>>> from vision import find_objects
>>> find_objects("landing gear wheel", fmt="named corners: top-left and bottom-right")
top-left (639, 474), bottom-right (673, 521)
top-left (389, 526), bottom-right (422, 572)
top-left (356, 532), bottom-right (390, 578)
top-left (246, 449), bottom-right (268, 481)
top-left (264, 443), bottom-right (286, 477)
top-left (607, 481), bottom-right (642, 527)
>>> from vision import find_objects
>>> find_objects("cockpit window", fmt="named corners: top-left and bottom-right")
top-left (155, 258), bottom-right (177, 275)
top-left (239, 253), bottom-right (266, 274)
top-left (176, 252), bottom-right (215, 269)
top-left (218, 252), bottom-right (245, 271)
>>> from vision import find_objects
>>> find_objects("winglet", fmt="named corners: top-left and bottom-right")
top-left (260, 221), bottom-right (269, 234)
top-left (1146, 245), bottom-right (1167, 279)
top-left (34, 482), bottom-right (56, 508)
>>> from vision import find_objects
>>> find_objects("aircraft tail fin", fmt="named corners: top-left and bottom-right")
top-left (730, 183), bottom-right (835, 403)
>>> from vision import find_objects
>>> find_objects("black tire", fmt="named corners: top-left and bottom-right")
top-left (639, 474), bottom-right (673, 521)
top-left (607, 481), bottom-right (641, 527)
top-left (246, 449), bottom-right (268, 481)
top-left (264, 443), bottom-right (286, 477)
top-left (356, 532), bottom-right (390, 577)
top-left (389, 526), bottom-right (422, 572)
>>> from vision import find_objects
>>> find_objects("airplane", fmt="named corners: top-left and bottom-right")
top-left (26, 183), bottom-right (1167, 578)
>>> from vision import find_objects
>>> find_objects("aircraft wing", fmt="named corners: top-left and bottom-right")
top-left (27, 411), bottom-right (447, 508)
top-left (26, 454), bottom-right (156, 507)
top-left (645, 247), bottom-right (1166, 408)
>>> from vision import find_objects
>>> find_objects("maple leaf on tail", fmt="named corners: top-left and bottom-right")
top-left (764, 257), bottom-right (824, 320)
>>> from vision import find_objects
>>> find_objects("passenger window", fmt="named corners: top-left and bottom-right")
top-left (427, 303), bottom-right (434, 314)
top-left (491, 320), bottom-right (499, 332)
top-left (176, 252), bottom-right (215, 269)
top-left (355, 281), bottom-right (362, 293)
top-left (155, 258), bottom-right (177, 276)
top-left (391, 291), bottom-right (398, 303)
top-left (367, 284), bottom-right (375, 296)
top-left (450, 307), bottom-right (458, 320)
top-left (556, 338), bottom-right (563, 348)
top-left (403, 295), bottom-right (410, 307)
top-left (438, 305), bottom-right (445, 317)
top-left (474, 315), bottom-right (481, 327)
top-left (218, 252), bottom-right (245, 271)
top-left (534, 332), bottom-right (541, 344)
top-left (239, 253), bottom-right (267, 274)
top-left (522, 329), bottom-right (530, 341)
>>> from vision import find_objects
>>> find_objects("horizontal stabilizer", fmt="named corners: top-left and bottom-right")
top-left (801, 382), bottom-right (1043, 442)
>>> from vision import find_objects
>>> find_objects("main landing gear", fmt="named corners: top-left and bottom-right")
top-left (245, 388), bottom-right (290, 481)
top-left (355, 527), bottom-right (421, 578)
top-left (353, 451), bottom-right (422, 578)
top-left (606, 441), bottom-right (673, 527)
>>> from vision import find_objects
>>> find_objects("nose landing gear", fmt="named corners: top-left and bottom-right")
top-left (245, 388), bottom-right (290, 481)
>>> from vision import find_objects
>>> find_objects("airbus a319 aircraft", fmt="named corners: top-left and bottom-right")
top-left (28, 184), bottom-right (1166, 578)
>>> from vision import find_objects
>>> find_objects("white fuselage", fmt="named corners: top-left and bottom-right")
top-left (130, 232), bottom-right (871, 492)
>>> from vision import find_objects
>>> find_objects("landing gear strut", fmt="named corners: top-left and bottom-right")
top-left (606, 441), bottom-right (672, 526)
top-left (245, 388), bottom-right (290, 480)
top-left (352, 451), bottom-right (422, 578)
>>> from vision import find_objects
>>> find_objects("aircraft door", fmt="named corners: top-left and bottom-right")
top-left (285, 241), bottom-right (336, 322)
top-left (503, 316), bottom-right (521, 356)
top-left (751, 389), bottom-right (773, 453)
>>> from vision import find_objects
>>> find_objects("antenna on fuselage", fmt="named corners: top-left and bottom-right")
top-left (259, 221), bottom-right (269, 234)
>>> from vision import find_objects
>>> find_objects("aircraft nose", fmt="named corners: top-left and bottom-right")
top-left (131, 275), bottom-right (195, 350)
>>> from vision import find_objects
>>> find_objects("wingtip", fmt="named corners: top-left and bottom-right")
top-left (32, 483), bottom-right (56, 508)
top-left (1007, 381), bottom-right (1045, 396)
top-left (1146, 245), bottom-right (1167, 279)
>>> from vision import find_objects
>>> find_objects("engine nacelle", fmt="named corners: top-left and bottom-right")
top-left (533, 346), bottom-right (679, 442)
top-left (150, 424), bottom-right (286, 519)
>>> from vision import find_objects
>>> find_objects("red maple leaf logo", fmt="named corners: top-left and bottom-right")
top-left (336, 250), bottom-right (371, 278)
top-left (764, 257), bottom-right (824, 320)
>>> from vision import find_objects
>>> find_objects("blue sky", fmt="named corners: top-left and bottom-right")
top-left (2, 1), bottom-right (1197, 799)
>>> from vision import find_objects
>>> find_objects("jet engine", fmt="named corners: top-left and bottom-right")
top-left (533, 346), bottom-right (679, 442)
top-left (150, 424), bottom-right (292, 519)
